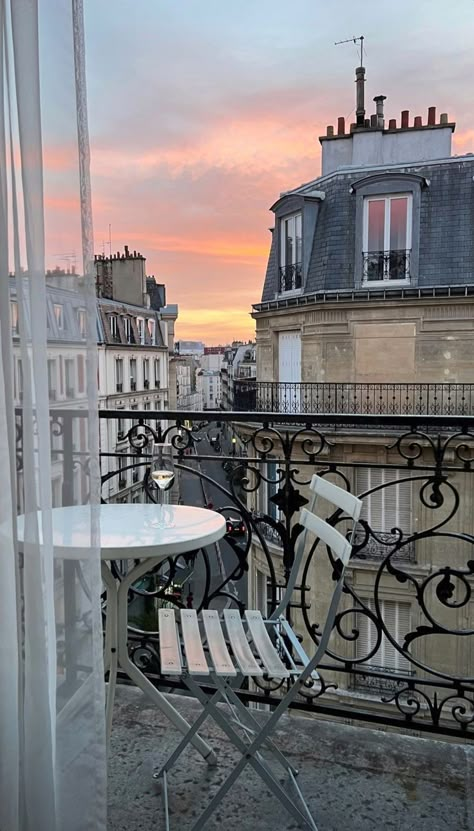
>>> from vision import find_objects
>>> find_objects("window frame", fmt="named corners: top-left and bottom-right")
top-left (362, 194), bottom-right (412, 285)
top-left (53, 303), bottom-right (64, 330)
top-left (279, 212), bottom-right (303, 294)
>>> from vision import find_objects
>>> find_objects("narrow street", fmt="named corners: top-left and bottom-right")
top-left (177, 426), bottom-right (248, 610)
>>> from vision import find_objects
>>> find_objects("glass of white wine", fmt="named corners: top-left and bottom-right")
top-left (150, 442), bottom-right (176, 528)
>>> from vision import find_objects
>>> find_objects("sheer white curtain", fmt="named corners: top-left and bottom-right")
top-left (0, 2), bottom-right (106, 830)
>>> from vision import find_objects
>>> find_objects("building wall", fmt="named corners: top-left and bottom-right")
top-left (255, 296), bottom-right (474, 384)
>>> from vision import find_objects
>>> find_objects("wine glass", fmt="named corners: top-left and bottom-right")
top-left (150, 442), bottom-right (176, 528)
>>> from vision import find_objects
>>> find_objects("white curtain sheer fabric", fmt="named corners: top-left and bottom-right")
top-left (0, 2), bottom-right (106, 830)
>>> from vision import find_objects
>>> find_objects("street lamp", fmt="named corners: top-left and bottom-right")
top-left (231, 436), bottom-right (237, 456)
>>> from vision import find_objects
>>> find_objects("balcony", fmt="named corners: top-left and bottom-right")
top-left (130, 380), bottom-right (137, 392)
top-left (233, 380), bottom-right (474, 416)
top-left (363, 248), bottom-right (410, 283)
top-left (23, 407), bottom-right (474, 742)
top-left (279, 261), bottom-right (302, 293)
top-left (109, 685), bottom-right (474, 831)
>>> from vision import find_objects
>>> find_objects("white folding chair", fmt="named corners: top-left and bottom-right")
top-left (154, 474), bottom-right (363, 831)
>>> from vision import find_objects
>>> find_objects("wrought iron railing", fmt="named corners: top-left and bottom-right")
top-left (363, 248), bottom-right (410, 282)
top-left (279, 262), bottom-right (302, 292)
top-left (16, 408), bottom-right (474, 738)
top-left (233, 381), bottom-right (474, 416)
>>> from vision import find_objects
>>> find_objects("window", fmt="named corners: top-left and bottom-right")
top-left (279, 213), bottom-right (302, 292)
top-left (143, 358), bottom-right (149, 388)
top-left (354, 468), bottom-right (413, 561)
top-left (47, 359), bottom-right (57, 399)
top-left (148, 319), bottom-right (156, 345)
top-left (77, 355), bottom-right (85, 394)
top-left (137, 317), bottom-right (145, 345)
top-left (10, 301), bottom-right (19, 335)
top-left (115, 358), bottom-right (123, 392)
top-left (363, 195), bottom-right (412, 283)
top-left (355, 598), bottom-right (411, 674)
top-left (130, 358), bottom-right (137, 391)
top-left (154, 358), bottom-right (161, 388)
top-left (77, 308), bottom-right (86, 337)
top-left (123, 317), bottom-right (132, 343)
top-left (53, 303), bottom-right (64, 329)
top-left (110, 314), bottom-right (119, 341)
top-left (65, 359), bottom-right (75, 397)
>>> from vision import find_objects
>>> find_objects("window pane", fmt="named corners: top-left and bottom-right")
top-left (295, 213), bottom-right (302, 263)
top-left (367, 200), bottom-right (385, 251)
top-left (390, 197), bottom-right (408, 250)
top-left (285, 217), bottom-right (294, 266)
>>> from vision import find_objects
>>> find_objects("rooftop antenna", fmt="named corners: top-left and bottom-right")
top-left (335, 34), bottom-right (364, 67)
top-left (335, 35), bottom-right (366, 127)
top-left (108, 223), bottom-right (112, 257)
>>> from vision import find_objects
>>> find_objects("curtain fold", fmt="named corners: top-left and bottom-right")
top-left (0, 2), bottom-right (107, 829)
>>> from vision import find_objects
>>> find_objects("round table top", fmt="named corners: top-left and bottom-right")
top-left (17, 503), bottom-right (227, 560)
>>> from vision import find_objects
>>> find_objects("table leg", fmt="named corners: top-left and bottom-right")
top-left (116, 558), bottom-right (216, 765)
top-left (101, 563), bottom-right (119, 748)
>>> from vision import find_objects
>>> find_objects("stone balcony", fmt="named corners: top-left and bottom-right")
top-left (108, 686), bottom-right (474, 831)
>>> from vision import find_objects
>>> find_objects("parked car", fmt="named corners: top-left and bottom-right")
top-left (225, 515), bottom-right (246, 536)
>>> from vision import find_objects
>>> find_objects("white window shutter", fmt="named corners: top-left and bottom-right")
top-left (356, 598), bottom-right (411, 672)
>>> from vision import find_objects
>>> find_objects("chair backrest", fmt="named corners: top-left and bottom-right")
top-left (269, 474), bottom-right (362, 620)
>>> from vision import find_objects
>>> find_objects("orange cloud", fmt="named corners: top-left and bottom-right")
top-left (175, 307), bottom-right (254, 345)
top-left (453, 129), bottom-right (474, 154)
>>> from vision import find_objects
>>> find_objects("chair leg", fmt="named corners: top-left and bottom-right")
top-left (217, 677), bottom-right (299, 777)
top-left (182, 675), bottom-right (314, 831)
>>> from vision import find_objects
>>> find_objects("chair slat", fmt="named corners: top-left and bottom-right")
top-left (202, 610), bottom-right (237, 676)
top-left (245, 611), bottom-right (289, 679)
top-left (158, 609), bottom-right (182, 675)
top-left (300, 509), bottom-right (352, 565)
top-left (223, 609), bottom-right (264, 676)
top-left (180, 609), bottom-right (209, 675)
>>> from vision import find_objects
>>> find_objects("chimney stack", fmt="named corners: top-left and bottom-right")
top-left (373, 95), bottom-right (386, 129)
top-left (355, 66), bottom-right (366, 126)
top-left (337, 116), bottom-right (345, 135)
top-left (414, 115), bottom-right (422, 127)
top-left (428, 106), bottom-right (436, 126)
top-left (401, 110), bottom-right (409, 129)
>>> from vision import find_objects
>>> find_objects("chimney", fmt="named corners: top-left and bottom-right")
top-left (337, 116), bottom-right (345, 135)
top-left (373, 95), bottom-right (386, 129)
top-left (388, 118), bottom-right (397, 130)
top-left (370, 114), bottom-right (377, 128)
top-left (401, 110), bottom-right (409, 129)
top-left (124, 244), bottom-right (129, 257)
top-left (440, 112), bottom-right (448, 124)
top-left (428, 106), bottom-right (436, 126)
top-left (326, 125), bottom-right (334, 137)
top-left (355, 66), bottom-right (366, 126)
top-left (414, 115), bottom-right (422, 127)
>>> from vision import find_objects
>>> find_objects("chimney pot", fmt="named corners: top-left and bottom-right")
top-left (326, 125), bottom-right (334, 137)
top-left (401, 110), bottom-right (409, 129)
top-left (124, 244), bottom-right (129, 256)
top-left (370, 114), bottom-right (378, 128)
top-left (355, 66), bottom-right (366, 126)
top-left (388, 118), bottom-right (397, 130)
top-left (373, 94), bottom-right (386, 129)
top-left (414, 115), bottom-right (422, 127)
top-left (440, 112), bottom-right (448, 124)
top-left (337, 116), bottom-right (345, 136)
top-left (428, 106), bottom-right (436, 126)
top-left (133, 250), bottom-right (137, 257)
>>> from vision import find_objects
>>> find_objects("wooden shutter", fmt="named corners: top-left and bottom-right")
top-left (356, 468), bottom-right (412, 534)
top-left (356, 598), bottom-right (411, 672)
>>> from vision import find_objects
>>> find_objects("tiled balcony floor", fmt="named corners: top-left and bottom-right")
top-left (108, 686), bottom-right (474, 831)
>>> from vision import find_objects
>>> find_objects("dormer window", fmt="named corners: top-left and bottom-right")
top-left (53, 303), bottom-right (64, 329)
top-left (137, 316), bottom-right (145, 345)
top-left (362, 194), bottom-right (412, 283)
top-left (279, 213), bottom-right (302, 292)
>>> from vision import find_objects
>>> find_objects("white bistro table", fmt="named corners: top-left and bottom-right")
top-left (17, 503), bottom-right (226, 760)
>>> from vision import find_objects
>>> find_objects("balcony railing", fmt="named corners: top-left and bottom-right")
top-left (233, 380), bottom-right (474, 416)
top-left (279, 261), bottom-right (302, 293)
top-left (363, 248), bottom-right (410, 282)
top-left (17, 407), bottom-right (474, 739)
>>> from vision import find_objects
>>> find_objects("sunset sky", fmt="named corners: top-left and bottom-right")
top-left (46, 0), bottom-right (474, 344)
